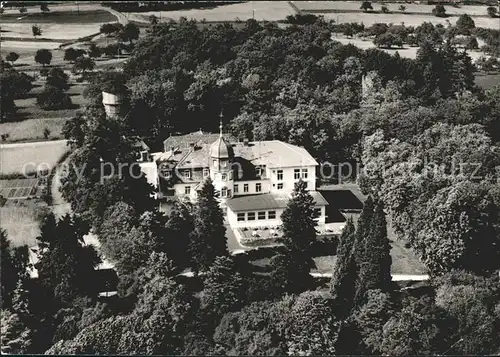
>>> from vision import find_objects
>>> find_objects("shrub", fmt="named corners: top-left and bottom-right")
top-left (64, 48), bottom-right (86, 63)
top-left (360, 1), bottom-right (373, 12)
top-left (37, 85), bottom-right (73, 110)
top-left (285, 14), bottom-right (320, 25)
top-left (46, 67), bottom-right (70, 91)
top-left (432, 5), bottom-right (447, 17)
top-left (456, 14), bottom-right (475, 35)
top-left (100, 23), bottom-right (124, 36)
top-left (5, 52), bottom-right (19, 65)
top-left (381, 5), bottom-right (390, 13)
top-left (34, 49), bottom-right (52, 67)
top-left (486, 6), bottom-right (498, 18)
top-left (88, 44), bottom-right (102, 59)
top-left (101, 44), bottom-right (120, 58)
top-left (374, 32), bottom-right (403, 48)
top-left (32, 25), bottom-right (42, 37)
top-left (43, 127), bottom-right (51, 139)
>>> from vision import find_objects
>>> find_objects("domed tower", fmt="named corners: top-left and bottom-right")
top-left (209, 121), bottom-right (234, 206)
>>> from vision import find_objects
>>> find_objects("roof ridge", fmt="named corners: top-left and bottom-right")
top-left (277, 140), bottom-right (317, 166)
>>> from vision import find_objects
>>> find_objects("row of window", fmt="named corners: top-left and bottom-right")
top-left (294, 168), bottom-right (308, 180)
top-left (184, 185), bottom-right (233, 198)
top-left (234, 182), bottom-right (261, 194)
top-left (272, 169), bottom-right (308, 181)
top-left (237, 210), bottom-right (277, 222)
top-left (182, 168), bottom-right (309, 181)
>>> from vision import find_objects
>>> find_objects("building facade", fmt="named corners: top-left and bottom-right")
top-left (137, 124), bottom-right (329, 230)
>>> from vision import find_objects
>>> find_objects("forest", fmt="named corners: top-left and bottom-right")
top-left (1, 16), bottom-right (500, 355)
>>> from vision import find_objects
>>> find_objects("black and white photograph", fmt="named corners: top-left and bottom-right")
top-left (1, 0), bottom-right (499, 355)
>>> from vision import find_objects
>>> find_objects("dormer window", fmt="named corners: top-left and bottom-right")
top-left (184, 170), bottom-right (191, 179)
top-left (221, 160), bottom-right (227, 168)
top-left (203, 168), bottom-right (209, 178)
top-left (256, 167), bottom-right (262, 177)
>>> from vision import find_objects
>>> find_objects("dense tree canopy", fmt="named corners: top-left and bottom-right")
top-left (36, 15), bottom-right (500, 357)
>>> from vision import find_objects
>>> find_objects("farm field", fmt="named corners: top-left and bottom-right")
top-left (293, 1), bottom-right (494, 16)
top-left (0, 140), bottom-right (69, 175)
top-left (321, 11), bottom-right (499, 28)
top-left (0, 7), bottom-right (118, 40)
top-left (1, 23), bottom-right (104, 41)
top-left (126, 1), bottom-right (296, 23)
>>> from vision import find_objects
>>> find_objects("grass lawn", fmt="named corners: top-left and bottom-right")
top-left (0, 198), bottom-right (50, 248)
top-left (0, 81), bottom-right (86, 143)
top-left (0, 118), bottom-right (68, 142)
top-left (0, 140), bottom-right (69, 175)
top-left (475, 72), bottom-right (500, 89)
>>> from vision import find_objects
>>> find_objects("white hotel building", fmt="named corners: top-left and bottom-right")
top-left (136, 125), bottom-right (329, 231)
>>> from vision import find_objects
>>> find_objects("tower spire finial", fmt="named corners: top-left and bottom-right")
top-left (219, 111), bottom-right (223, 137)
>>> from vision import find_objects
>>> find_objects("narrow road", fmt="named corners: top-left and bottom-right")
top-left (287, 1), bottom-right (303, 15)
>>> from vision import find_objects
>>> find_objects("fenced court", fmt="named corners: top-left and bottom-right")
top-left (0, 178), bottom-right (42, 199)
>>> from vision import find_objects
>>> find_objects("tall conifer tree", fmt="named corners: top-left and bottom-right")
top-left (354, 200), bottom-right (392, 305)
top-left (189, 179), bottom-right (227, 273)
top-left (331, 217), bottom-right (357, 318)
top-left (273, 180), bottom-right (317, 292)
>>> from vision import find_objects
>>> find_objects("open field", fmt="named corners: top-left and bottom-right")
top-left (1, 23), bottom-right (104, 41)
top-left (322, 11), bottom-right (499, 28)
top-left (0, 140), bottom-right (69, 175)
top-left (0, 198), bottom-right (50, 247)
top-left (293, 1), bottom-right (495, 16)
top-left (0, 81), bottom-right (86, 143)
top-left (0, 6), bottom-right (117, 40)
top-left (0, 118), bottom-right (69, 143)
top-left (127, 1), bottom-right (295, 23)
top-left (332, 35), bottom-right (489, 60)
top-left (475, 72), bottom-right (500, 89)
top-left (0, 9), bottom-right (117, 24)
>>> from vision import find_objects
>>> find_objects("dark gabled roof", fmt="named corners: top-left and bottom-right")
top-left (226, 191), bottom-right (328, 212)
top-left (163, 131), bottom-right (237, 150)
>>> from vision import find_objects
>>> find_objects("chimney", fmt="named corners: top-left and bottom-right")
top-left (170, 147), bottom-right (175, 154)
top-left (243, 138), bottom-right (249, 146)
top-left (189, 142), bottom-right (195, 151)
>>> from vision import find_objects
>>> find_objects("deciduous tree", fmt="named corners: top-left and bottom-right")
top-left (32, 25), bottom-right (42, 38)
top-left (6, 52), bottom-right (19, 66)
top-left (34, 49), bottom-right (52, 67)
